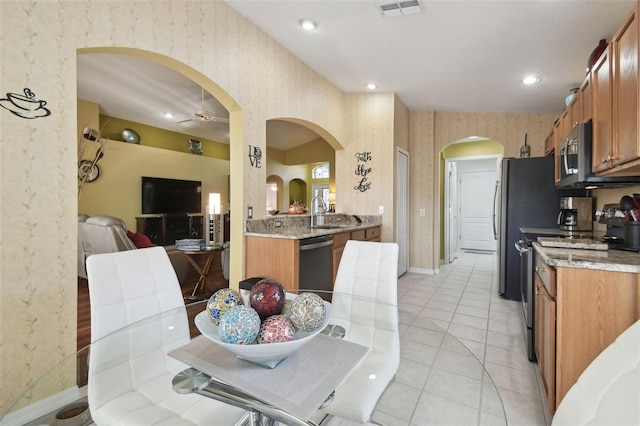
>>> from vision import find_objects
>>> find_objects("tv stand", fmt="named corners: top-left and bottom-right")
top-left (136, 214), bottom-right (204, 246)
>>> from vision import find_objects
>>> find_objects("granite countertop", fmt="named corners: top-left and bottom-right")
top-left (244, 213), bottom-right (382, 240)
top-left (533, 242), bottom-right (640, 273)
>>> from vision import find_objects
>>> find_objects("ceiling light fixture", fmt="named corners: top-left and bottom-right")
top-left (165, 112), bottom-right (173, 119)
top-left (522, 75), bottom-right (541, 85)
top-left (299, 19), bottom-right (318, 31)
top-left (366, 83), bottom-right (377, 90)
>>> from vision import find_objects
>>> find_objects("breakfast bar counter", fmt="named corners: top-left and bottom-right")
top-left (244, 213), bottom-right (382, 240)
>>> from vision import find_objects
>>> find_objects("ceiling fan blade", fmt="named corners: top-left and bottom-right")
top-left (211, 117), bottom-right (230, 123)
top-left (176, 118), bottom-right (195, 124)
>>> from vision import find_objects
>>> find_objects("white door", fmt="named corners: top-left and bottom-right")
top-left (396, 148), bottom-right (409, 276)
top-left (446, 162), bottom-right (459, 262)
top-left (459, 170), bottom-right (497, 251)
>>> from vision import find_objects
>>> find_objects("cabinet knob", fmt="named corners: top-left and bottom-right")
top-left (535, 286), bottom-right (542, 296)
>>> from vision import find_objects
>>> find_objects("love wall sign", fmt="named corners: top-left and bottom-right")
top-left (354, 151), bottom-right (372, 192)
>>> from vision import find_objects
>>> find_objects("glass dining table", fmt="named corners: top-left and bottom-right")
top-left (0, 291), bottom-right (506, 426)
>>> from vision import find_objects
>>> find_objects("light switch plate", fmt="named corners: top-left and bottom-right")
top-left (379, 205), bottom-right (384, 214)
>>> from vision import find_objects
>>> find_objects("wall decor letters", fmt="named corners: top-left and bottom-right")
top-left (0, 88), bottom-right (51, 119)
top-left (248, 145), bottom-right (262, 168)
top-left (354, 151), bottom-right (372, 192)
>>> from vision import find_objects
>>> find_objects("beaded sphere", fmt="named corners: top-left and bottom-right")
top-left (207, 288), bottom-right (244, 325)
top-left (250, 279), bottom-right (286, 319)
top-left (258, 315), bottom-right (295, 344)
top-left (289, 292), bottom-right (327, 332)
top-left (218, 305), bottom-right (261, 345)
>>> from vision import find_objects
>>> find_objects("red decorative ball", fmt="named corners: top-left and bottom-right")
top-left (258, 315), bottom-right (295, 344)
top-left (250, 279), bottom-right (286, 319)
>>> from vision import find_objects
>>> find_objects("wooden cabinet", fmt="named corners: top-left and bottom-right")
top-left (534, 251), bottom-right (640, 414)
top-left (245, 236), bottom-right (299, 291)
top-left (136, 214), bottom-right (204, 246)
top-left (591, 43), bottom-right (613, 173)
top-left (579, 77), bottom-right (592, 122)
top-left (544, 130), bottom-right (554, 157)
top-left (592, 6), bottom-right (639, 175)
top-left (534, 254), bottom-right (556, 413)
top-left (331, 226), bottom-right (381, 283)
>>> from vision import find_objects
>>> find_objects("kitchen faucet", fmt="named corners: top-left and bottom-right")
top-left (310, 196), bottom-right (327, 227)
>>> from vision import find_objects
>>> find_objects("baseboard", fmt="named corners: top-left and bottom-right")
top-left (408, 266), bottom-right (439, 275)
top-left (1, 385), bottom-right (86, 426)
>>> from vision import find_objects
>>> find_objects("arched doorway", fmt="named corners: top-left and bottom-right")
top-left (76, 47), bottom-right (245, 284)
top-left (441, 138), bottom-right (504, 263)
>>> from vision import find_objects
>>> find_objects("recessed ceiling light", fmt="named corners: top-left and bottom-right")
top-left (366, 83), bottom-right (377, 90)
top-left (165, 112), bottom-right (173, 119)
top-left (299, 19), bottom-right (318, 31)
top-left (522, 75), bottom-right (541, 85)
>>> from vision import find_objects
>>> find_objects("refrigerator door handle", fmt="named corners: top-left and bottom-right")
top-left (492, 180), bottom-right (499, 240)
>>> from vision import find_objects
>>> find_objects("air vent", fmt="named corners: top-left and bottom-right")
top-left (378, 0), bottom-right (421, 17)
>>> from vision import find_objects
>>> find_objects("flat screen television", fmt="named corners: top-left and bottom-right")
top-left (141, 176), bottom-right (202, 214)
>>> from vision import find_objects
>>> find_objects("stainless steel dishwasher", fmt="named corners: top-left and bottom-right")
top-left (298, 235), bottom-right (333, 300)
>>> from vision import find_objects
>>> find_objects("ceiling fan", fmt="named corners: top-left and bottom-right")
top-left (176, 88), bottom-right (229, 124)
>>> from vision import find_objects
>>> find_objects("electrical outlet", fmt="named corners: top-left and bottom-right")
top-left (419, 208), bottom-right (425, 216)
top-left (274, 220), bottom-right (282, 228)
top-left (379, 205), bottom-right (384, 214)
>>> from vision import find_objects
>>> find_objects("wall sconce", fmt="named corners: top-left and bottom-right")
top-left (208, 193), bottom-right (221, 246)
top-left (328, 192), bottom-right (336, 213)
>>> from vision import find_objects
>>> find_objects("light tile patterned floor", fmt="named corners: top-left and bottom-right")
top-left (325, 250), bottom-right (550, 426)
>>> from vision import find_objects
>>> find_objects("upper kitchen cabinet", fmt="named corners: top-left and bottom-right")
top-left (592, 5), bottom-right (639, 175)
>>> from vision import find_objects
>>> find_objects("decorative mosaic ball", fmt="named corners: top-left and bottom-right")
top-left (218, 305), bottom-right (261, 345)
top-left (207, 288), bottom-right (244, 325)
top-left (250, 279), bottom-right (286, 319)
top-left (258, 315), bottom-right (295, 344)
top-left (280, 299), bottom-right (294, 321)
top-left (289, 292), bottom-right (326, 332)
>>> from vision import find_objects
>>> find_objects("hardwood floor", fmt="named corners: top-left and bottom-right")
top-left (76, 255), bottom-right (229, 386)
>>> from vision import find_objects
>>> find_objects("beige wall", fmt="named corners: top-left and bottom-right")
top-left (337, 93), bottom-right (397, 240)
top-left (78, 140), bottom-right (231, 229)
top-left (0, 0), bottom-right (380, 411)
top-left (408, 111), bottom-right (557, 272)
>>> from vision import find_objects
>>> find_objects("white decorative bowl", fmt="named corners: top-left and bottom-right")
top-left (195, 294), bottom-right (332, 368)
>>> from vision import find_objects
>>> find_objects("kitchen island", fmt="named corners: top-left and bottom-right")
top-left (244, 214), bottom-right (382, 292)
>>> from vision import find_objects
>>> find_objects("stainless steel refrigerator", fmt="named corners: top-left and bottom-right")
top-left (496, 156), bottom-right (583, 300)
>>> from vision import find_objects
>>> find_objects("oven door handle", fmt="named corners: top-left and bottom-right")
top-left (515, 240), bottom-right (529, 254)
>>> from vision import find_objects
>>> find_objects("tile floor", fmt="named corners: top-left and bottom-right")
top-left (326, 250), bottom-right (551, 426)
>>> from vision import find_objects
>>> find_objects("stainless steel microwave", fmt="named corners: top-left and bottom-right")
top-left (556, 120), bottom-right (640, 189)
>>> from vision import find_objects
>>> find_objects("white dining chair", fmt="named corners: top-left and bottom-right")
top-left (86, 246), bottom-right (245, 425)
top-left (551, 319), bottom-right (640, 425)
top-left (321, 240), bottom-right (400, 424)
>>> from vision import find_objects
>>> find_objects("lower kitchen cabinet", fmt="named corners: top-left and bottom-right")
top-left (534, 251), bottom-right (640, 413)
top-left (332, 226), bottom-right (381, 284)
top-left (244, 236), bottom-right (299, 291)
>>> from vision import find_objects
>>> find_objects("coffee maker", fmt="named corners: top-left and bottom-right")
top-left (558, 196), bottom-right (592, 232)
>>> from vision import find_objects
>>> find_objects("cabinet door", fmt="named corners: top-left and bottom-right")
top-left (535, 277), bottom-right (556, 414)
top-left (591, 45), bottom-right (613, 173)
top-left (544, 131), bottom-right (554, 157)
top-left (612, 6), bottom-right (638, 167)
top-left (579, 78), bottom-right (592, 122)
top-left (137, 217), bottom-right (164, 245)
top-left (332, 246), bottom-right (344, 284)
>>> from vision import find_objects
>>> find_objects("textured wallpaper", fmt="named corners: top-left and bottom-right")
top-left (0, 0), bottom-right (351, 411)
top-left (0, 0), bottom-right (559, 413)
